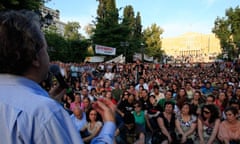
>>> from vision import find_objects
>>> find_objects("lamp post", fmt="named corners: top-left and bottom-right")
top-left (35, 10), bottom-right (53, 28)
top-left (140, 43), bottom-right (144, 62)
top-left (44, 13), bottom-right (53, 27)
top-left (120, 41), bottom-right (129, 63)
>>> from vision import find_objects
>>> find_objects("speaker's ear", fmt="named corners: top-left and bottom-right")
top-left (32, 59), bottom-right (40, 67)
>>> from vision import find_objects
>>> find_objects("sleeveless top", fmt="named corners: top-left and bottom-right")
top-left (158, 112), bottom-right (176, 134)
top-left (177, 114), bottom-right (197, 139)
top-left (198, 117), bottom-right (219, 144)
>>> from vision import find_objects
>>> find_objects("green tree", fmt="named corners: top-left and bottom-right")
top-left (0, 0), bottom-right (48, 10)
top-left (131, 12), bottom-right (143, 59)
top-left (45, 31), bottom-right (69, 61)
top-left (92, 0), bottom-right (125, 60)
top-left (120, 6), bottom-right (143, 62)
top-left (92, 0), bottom-right (144, 62)
top-left (143, 23), bottom-right (164, 61)
top-left (64, 21), bottom-right (83, 40)
top-left (121, 5), bottom-right (135, 62)
top-left (213, 6), bottom-right (240, 60)
top-left (45, 30), bottom-right (89, 62)
top-left (67, 39), bottom-right (89, 62)
top-left (84, 23), bottom-right (94, 37)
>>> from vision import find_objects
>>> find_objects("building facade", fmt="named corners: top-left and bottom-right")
top-left (39, 5), bottom-right (66, 36)
top-left (162, 32), bottom-right (221, 63)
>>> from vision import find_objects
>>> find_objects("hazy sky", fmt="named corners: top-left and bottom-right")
top-left (46, 0), bottom-right (239, 38)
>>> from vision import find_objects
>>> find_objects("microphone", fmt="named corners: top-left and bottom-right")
top-left (49, 64), bottom-right (69, 89)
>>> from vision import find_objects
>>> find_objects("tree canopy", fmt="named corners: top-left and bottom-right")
top-left (0, 0), bottom-right (49, 10)
top-left (92, 0), bottom-right (145, 62)
top-left (212, 6), bottom-right (240, 60)
top-left (143, 23), bottom-right (164, 60)
top-left (64, 22), bottom-right (83, 40)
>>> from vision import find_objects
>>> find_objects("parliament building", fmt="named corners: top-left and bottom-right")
top-left (162, 32), bottom-right (221, 63)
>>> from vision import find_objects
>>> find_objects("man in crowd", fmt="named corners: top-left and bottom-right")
top-left (71, 107), bottom-right (87, 132)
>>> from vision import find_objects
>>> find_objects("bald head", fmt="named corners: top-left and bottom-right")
top-left (73, 107), bottom-right (83, 120)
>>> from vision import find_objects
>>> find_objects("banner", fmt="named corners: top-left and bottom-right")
top-left (95, 44), bottom-right (116, 55)
top-left (105, 54), bottom-right (125, 63)
top-left (144, 54), bottom-right (154, 62)
top-left (133, 53), bottom-right (154, 62)
top-left (84, 56), bottom-right (105, 63)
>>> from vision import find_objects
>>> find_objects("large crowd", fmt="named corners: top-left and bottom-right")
top-left (1, 9), bottom-right (239, 144)
top-left (44, 59), bottom-right (240, 144)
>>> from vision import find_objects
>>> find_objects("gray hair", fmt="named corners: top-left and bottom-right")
top-left (0, 10), bottom-right (45, 75)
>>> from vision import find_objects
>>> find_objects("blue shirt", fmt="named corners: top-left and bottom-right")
top-left (0, 74), bottom-right (116, 144)
top-left (71, 112), bottom-right (87, 131)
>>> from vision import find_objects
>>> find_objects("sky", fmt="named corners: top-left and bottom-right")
top-left (46, 0), bottom-right (240, 38)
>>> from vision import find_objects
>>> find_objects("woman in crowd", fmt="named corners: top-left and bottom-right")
top-left (145, 95), bottom-right (162, 133)
top-left (137, 85), bottom-right (144, 99)
top-left (80, 108), bottom-right (102, 144)
top-left (132, 100), bottom-right (147, 132)
top-left (170, 82), bottom-right (179, 100)
top-left (156, 101), bottom-right (177, 144)
top-left (185, 82), bottom-right (195, 100)
top-left (72, 80), bottom-right (81, 94)
top-left (214, 91), bottom-right (228, 117)
top-left (190, 91), bottom-right (204, 116)
top-left (218, 107), bottom-right (240, 144)
top-left (128, 84), bottom-right (138, 99)
top-left (105, 91), bottom-right (117, 105)
top-left (70, 93), bottom-right (83, 111)
top-left (197, 104), bottom-right (220, 144)
top-left (175, 102), bottom-right (197, 144)
top-left (89, 88), bottom-right (99, 101)
top-left (61, 92), bottom-right (74, 114)
top-left (175, 88), bottom-right (189, 115)
top-left (95, 82), bottom-right (103, 95)
top-left (82, 97), bottom-right (92, 113)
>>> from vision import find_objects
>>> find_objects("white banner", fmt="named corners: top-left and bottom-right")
top-left (105, 54), bottom-right (125, 63)
top-left (133, 53), bottom-right (154, 62)
top-left (95, 44), bottom-right (116, 55)
top-left (144, 54), bottom-right (154, 62)
top-left (84, 56), bottom-right (105, 63)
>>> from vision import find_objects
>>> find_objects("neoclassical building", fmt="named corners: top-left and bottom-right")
top-left (162, 32), bottom-right (221, 63)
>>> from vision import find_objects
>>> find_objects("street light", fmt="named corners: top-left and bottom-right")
top-left (44, 13), bottom-right (53, 26)
top-left (35, 10), bottom-right (53, 28)
top-left (120, 41), bottom-right (129, 63)
top-left (141, 43), bottom-right (144, 62)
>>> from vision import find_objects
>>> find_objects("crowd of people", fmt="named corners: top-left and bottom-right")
top-left (45, 59), bottom-right (240, 144)
top-left (1, 9), bottom-right (240, 144)
top-left (0, 10), bottom-right (116, 144)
